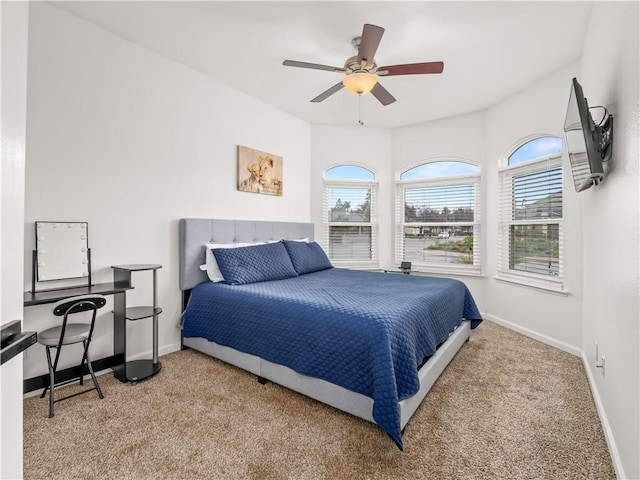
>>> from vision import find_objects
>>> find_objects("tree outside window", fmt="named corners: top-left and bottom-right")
top-left (323, 165), bottom-right (378, 267)
top-left (396, 161), bottom-right (481, 274)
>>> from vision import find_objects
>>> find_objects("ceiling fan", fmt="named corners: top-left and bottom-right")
top-left (283, 23), bottom-right (444, 106)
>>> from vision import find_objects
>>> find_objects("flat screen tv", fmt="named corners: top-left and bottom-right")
top-left (564, 77), bottom-right (613, 192)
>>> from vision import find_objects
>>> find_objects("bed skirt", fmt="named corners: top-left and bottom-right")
top-left (183, 320), bottom-right (471, 430)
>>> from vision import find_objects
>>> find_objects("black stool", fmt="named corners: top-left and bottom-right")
top-left (37, 294), bottom-right (106, 417)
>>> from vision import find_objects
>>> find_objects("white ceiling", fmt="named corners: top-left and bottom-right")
top-left (53, 1), bottom-right (593, 128)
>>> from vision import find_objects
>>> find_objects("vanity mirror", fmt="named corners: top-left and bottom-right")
top-left (31, 222), bottom-right (91, 292)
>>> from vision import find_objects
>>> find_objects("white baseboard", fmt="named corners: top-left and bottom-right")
top-left (481, 312), bottom-right (623, 478)
top-left (83, 342), bottom-right (182, 384)
top-left (23, 342), bottom-right (184, 399)
top-left (92, 342), bottom-right (182, 380)
top-left (126, 342), bottom-right (182, 362)
top-left (581, 352), bottom-right (625, 479)
top-left (482, 312), bottom-right (581, 357)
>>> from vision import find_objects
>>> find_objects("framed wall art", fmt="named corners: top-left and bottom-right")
top-left (237, 145), bottom-right (283, 196)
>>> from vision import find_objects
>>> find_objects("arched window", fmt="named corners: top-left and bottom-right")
top-left (323, 164), bottom-right (378, 267)
top-left (395, 160), bottom-right (481, 275)
top-left (401, 161), bottom-right (479, 180)
top-left (325, 165), bottom-right (375, 180)
top-left (498, 136), bottom-right (565, 291)
top-left (508, 136), bottom-right (563, 165)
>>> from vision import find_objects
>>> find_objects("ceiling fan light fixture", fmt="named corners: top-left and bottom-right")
top-left (342, 72), bottom-right (378, 95)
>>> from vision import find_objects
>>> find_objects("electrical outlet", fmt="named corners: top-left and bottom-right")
top-left (595, 344), bottom-right (605, 375)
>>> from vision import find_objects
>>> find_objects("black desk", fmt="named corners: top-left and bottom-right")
top-left (23, 282), bottom-right (133, 390)
top-left (24, 282), bottom-right (130, 307)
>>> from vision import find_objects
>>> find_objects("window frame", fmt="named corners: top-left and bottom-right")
top-left (322, 168), bottom-right (379, 269)
top-left (497, 146), bottom-right (565, 293)
top-left (395, 160), bottom-right (482, 276)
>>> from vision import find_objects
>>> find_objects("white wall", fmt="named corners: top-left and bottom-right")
top-left (310, 49), bottom-right (638, 475)
top-left (310, 124), bottom-right (393, 266)
top-left (579, 3), bottom-right (639, 478)
top-left (392, 112), bottom-right (486, 172)
top-left (392, 112), bottom-right (487, 308)
top-left (310, 117), bottom-right (487, 309)
top-left (311, 70), bottom-right (584, 341)
top-left (22, 3), bottom-right (311, 378)
top-left (1, 2), bottom-right (29, 477)
top-left (483, 63), bottom-right (584, 354)
top-left (22, 2), bottom-right (639, 476)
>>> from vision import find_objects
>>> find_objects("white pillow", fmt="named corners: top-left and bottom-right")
top-left (200, 242), bottom-right (263, 282)
top-left (268, 237), bottom-right (309, 244)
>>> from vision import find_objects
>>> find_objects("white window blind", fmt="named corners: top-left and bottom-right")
top-left (395, 174), bottom-right (481, 275)
top-left (322, 181), bottom-right (378, 267)
top-left (498, 155), bottom-right (564, 290)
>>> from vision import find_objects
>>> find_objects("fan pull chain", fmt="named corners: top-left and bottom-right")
top-left (358, 94), bottom-right (364, 126)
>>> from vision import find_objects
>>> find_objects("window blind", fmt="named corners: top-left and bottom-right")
top-left (323, 181), bottom-right (378, 267)
top-left (498, 155), bottom-right (564, 288)
top-left (395, 175), bottom-right (481, 274)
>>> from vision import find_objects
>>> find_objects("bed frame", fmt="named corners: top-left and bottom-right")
top-left (178, 218), bottom-right (471, 430)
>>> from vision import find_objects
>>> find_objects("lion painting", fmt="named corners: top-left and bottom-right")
top-left (237, 146), bottom-right (283, 196)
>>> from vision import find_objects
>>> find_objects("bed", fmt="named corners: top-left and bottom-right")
top-left (179, 218), bottom-right (482, 449)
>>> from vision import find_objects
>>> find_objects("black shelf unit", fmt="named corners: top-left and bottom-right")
top-left (111, 264), bottom-right (162, 383)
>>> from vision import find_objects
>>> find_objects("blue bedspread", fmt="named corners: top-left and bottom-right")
top-left (183, 268), bottom-right (482, 449)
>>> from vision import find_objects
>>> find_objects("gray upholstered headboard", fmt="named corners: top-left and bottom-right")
top-left (179, 218), bottom-right (315, 291)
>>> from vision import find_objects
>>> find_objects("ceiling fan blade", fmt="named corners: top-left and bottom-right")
top-left (311, 82), bottom-right (345, 103)
top-left (357, 24), bottom-right (385, 65)
top-left (371, 82), bottom-right (396, 106)
top-left (283, 60), bottom-right (345, 73)
top-left (377, 61), bottom-right (444, 76)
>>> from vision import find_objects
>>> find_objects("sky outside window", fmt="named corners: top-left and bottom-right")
top-left (325, 165), bottom-right (375, 208)
top-left (509, 137), bottom-right (562, 165)
top-left (325, 165), bottom-right (374, 180)
top-left (401, 161), bottom-right (479, 180)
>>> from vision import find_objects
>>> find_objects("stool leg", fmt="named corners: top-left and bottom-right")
top-left (39, 382), bottom-right (49, 399)
top-left (79, 348), bottom-right (85, 386)
top-left (44, 346), bottom-right (55, 418)
top-left (83, 340), bottom-right (103, 399)
top-left (40, 347), bottom-right (52, 399)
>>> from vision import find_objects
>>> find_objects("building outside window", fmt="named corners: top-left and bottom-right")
top-left (323, 165), bottom-right (378, 268)
top-left (395, 160), bottom-right (481, 275)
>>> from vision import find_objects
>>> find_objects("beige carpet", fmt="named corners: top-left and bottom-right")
top-left (24, 320), bottom-right (615, 479)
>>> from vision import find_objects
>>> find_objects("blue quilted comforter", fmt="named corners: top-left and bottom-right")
top-left (183, 268), bottom-right (482, 449)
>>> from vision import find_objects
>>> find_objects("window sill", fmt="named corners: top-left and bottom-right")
top-left (494, 274), bottom-right (568, 296)
top-left (333, 262), bottom-right (379, 271)
top-left (415, 269), bottom-right (484, 279)
top-left (384, 266), bottom-right (484, 278)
